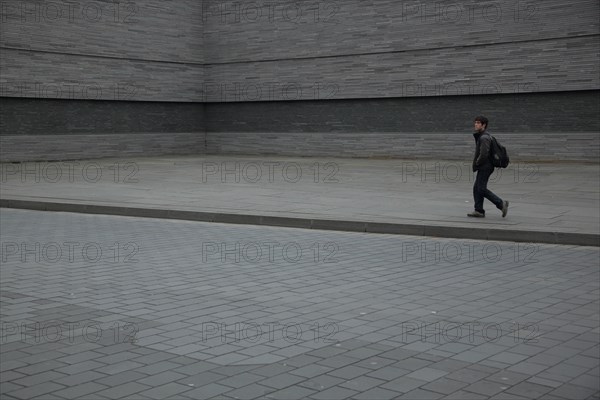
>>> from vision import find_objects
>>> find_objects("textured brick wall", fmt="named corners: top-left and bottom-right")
top-left (0, 98), bottom-right (205, 135)
top-left (1, 1), bottom-right (599, 161)
top-left (0, 133), bottom-right (205, 162)
top-left (204, 90), bottom-right (600, 161)
top-left (201, 0), bottom-right (599, 101)
top-left (206, 91), bottom-right (600, 133)
top-left (3, 131), bottom-right (595, 162)
top-left (2, 91), bottom-right (598, 161)
top-left (1, 0), bottom-right (598, 102)
top-left (0, 98), bottom-right (206, 161)
top-left (0, 0), bottom-right (204, 102)
top-left (202, 0), bottom-right (598, 63)
top-left (206, 132), bottom-right (600, 162)
top-left (0, 1), bottom-right (203, 61)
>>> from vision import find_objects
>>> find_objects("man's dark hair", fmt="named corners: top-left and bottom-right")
top-left (474, 116), bottom-right (489, 129)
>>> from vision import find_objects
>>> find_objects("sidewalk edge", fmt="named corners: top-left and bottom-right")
top-left (1, 199), bottom-right (598, 247)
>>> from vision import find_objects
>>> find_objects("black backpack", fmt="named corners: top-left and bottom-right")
top-left (489, 135), bottom-right (510, 168)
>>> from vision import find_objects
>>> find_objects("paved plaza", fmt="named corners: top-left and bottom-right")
top-left (1, 156), bottom-right (599, 246)
top-left (1, 208), bottom-right (598, 399)
top-left (2, 1), bottom-right (598, 398)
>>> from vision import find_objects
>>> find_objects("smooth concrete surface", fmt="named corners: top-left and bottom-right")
top-left (0, 155), bottom-right (598, 246)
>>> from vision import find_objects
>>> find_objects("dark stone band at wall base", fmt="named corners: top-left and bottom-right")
top-left (1, 90), bottom-right (598, 162)
top-left (0, 99), bottom-right (205, 136)
top-left (205, 91), bottom-right (600, 133)
top-left (2, 91), bottom-right (598, 136)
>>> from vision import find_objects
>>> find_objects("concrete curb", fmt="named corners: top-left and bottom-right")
top-left (1, 199), bottom-right (598, 247)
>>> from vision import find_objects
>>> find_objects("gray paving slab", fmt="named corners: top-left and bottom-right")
top-left (1, 209), bottom-right (599, 399)
top-left (221, 383), bottom-right (276, 399)
top-left (442, 390), bottom-right (489, 399)
top-left (1, 155), bottom-right (599, 245)
top-left (51, 382), bottom-right (109, 400)
top-left (179, 382), bottom-right (231, 399)
top-left (351, 387), bottom-right (403, 400)
top-left (268, 385), bottom-right (318, 400)
top-left (398, 388), bottom-right (446, 399)
top-left (94, 382), bottom-right (150, 399)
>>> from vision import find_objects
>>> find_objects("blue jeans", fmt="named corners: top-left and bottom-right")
top-left (473, 166), bottom-right (503, 214)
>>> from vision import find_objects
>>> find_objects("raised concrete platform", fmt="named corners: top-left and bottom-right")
top-left (1, 155), bottom-right (599, 246)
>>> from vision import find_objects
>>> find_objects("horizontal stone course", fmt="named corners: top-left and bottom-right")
top-left (1, 1), bottom-right (598, 101)
top-left (206, 131), bottom-right (600, 162)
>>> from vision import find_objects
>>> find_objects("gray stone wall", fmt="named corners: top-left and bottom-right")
top-left (0, 1), bottom-right (203, 62)
top-left (205, 90), bottom-right (600, 162)
top-left (2, 91), bottom-right (597, 162)
top-left (206, 132), bottom-right (600, 162)
top-left (202, 0), bottom-right (599, 101)
top-left (1, 0), bottom-right (204, 102)
top-left (3, 130), bottom-right (595, 162)
top-left (202, 0), bottom-right (598, 63)
top-left (1, 0), bottom-right (598, 102)
top-left (1, 0), bottom-right (598, 161)
top-left (0, 133), bottom-right (205, 162)
top-left (0, 98), bottom-right (206, 161)
top-left (0, 98), bottom-right (205, 135)
top-left (205, 91), bottom-right (600, 133)
top-left (0, 48), bottom-right (205, 102)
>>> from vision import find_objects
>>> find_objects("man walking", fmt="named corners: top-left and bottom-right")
top-left (468, 116), bottom-right (509, 218)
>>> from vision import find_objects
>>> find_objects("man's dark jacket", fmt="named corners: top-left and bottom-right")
top-left (472, 131), bottom-right (493, 172)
